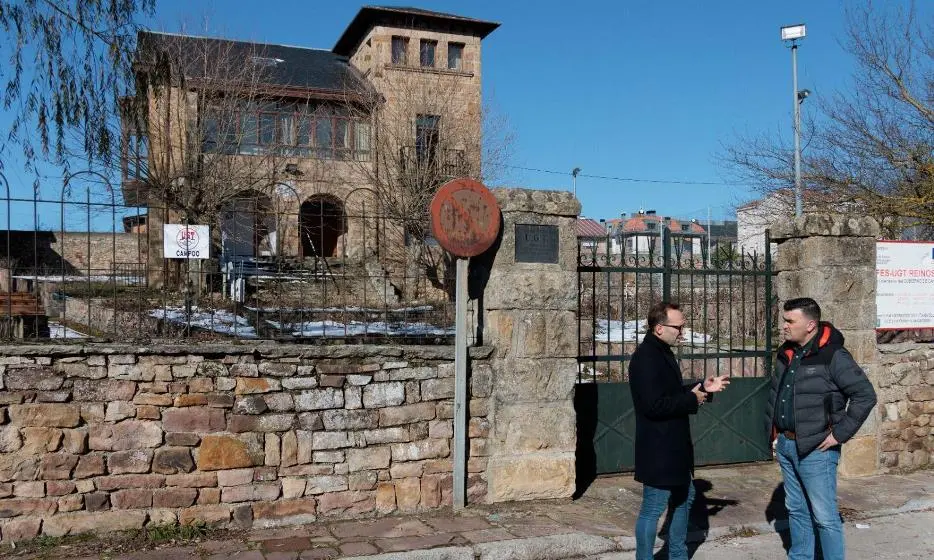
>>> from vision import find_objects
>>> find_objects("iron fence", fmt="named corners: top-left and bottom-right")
top-left (0, 175), bottom-right (456, 344)
top-left (577, 228), bottom-right (777, 383)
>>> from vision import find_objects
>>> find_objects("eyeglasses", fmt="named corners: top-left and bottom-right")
top-left (662, 324), bottom-right (685, 333)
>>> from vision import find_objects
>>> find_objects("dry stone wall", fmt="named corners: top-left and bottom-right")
top-left (0, 343), bottom-right (492, 542)
top-left (877, 342), bottom-right (934, 471)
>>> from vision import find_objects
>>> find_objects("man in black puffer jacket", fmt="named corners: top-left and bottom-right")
top-left (766, 297), bottom-right (877, 560)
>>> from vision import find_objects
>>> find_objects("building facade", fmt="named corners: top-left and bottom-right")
top-left (121, 6), bottom-right (498, 286)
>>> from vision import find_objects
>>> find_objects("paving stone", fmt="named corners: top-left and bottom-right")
top-left (460, 528), bottom-right (517, 544)
top-left (330, 517), bottom-right (434, 539)
top-left (473, 533), bottom-right (617, 560)
top-left (260, 536), bottom-right (312, 553)
top-left (298, 549), bottom-right (339, 560)
top-left (265, 553), bottom-right (299, 560)
top-left (340, 541), bottom-right (379, 556)
top-left (374, 532), bottom-right (464, 553)
top-left (208, 551), bottom-right (264, 560)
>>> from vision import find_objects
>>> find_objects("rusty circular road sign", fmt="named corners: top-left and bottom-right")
top-left (430, 178), bottom-right (501, 258)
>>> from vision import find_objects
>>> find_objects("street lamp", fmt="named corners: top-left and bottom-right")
top-left (781, 23), bottom-right (807, 217)
top-left (571, 167), bottom-right (581, 198)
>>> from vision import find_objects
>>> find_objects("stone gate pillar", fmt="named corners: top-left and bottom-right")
top-left (479, 189), bottom-right (580, 501)
top-left (772, 214), bottom-right (881, 477)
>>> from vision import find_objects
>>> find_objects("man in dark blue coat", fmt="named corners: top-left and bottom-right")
top-left (629, 302), bottom-right (730, 560)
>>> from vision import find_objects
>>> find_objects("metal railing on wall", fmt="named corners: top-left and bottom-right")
top-left (577, 227), bottom-right (777, 383)
top-left (0, 173), bottom-right (456, 344)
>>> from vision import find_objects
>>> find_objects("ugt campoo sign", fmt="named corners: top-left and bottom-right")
top-left (164, 224), bottom-right (210, 259)
top-left (876, 241), bottom-right (934, 329)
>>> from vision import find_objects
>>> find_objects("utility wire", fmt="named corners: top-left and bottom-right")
top-left (505, 164), bottom-right (746, 187)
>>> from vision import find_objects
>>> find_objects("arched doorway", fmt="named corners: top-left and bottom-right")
top-left (300, 196), bottom-right (346, 258)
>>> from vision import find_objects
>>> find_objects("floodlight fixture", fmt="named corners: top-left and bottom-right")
top-left (781, 24), bottom-right (806, 41)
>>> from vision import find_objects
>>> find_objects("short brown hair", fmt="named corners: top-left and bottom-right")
top-left (647, 302), bottom-right (680, 330)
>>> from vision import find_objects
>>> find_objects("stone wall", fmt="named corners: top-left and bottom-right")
top-left (877, 342), bottom-right (934, 471)
top-left (0, 231), bottom-right (144, 277)
top-left (0, 343), bottom-right (493, 542)
top-left (52, 232), bottom-right (147, 273)
top-left (482, 189), bottom-right (580, 501)
top-left (772, 214), bottom-right (882, 477)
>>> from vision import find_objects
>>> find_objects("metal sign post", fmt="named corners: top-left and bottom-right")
top-left (452, 257), bottom-right (469, 509)
top-left (429, 178), bottom-right (500, 510)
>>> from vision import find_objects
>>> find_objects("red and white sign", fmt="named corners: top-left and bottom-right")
top-left (164, 224), bottom-right (210, 259)
top-left (876, 240), bottom-right (934, 329)
top-left (429, 178), bottom-right (501, 258)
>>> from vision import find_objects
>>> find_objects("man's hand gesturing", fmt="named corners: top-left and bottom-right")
top-left (703, 375), bottom-right (731, 393)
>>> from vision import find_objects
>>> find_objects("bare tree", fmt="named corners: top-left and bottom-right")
top-left (722, 2), bottom-right (933, 234)
top-left (0, 0), bottom-right (154, 171)
top-left (105, 30), bottom-right (360, 294)
top-left (128, 32), bottom-right (331, 229)
top-left (343, 65), bottom-right (513, 300)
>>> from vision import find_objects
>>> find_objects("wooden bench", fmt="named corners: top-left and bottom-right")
top-left (0, 292), bottom-right (46, 316)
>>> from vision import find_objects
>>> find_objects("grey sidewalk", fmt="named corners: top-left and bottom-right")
top-left (11, 463), bottom-right (934, 559)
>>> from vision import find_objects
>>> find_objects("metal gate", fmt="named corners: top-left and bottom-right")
top-left (576, 227), bottom-right (775, 474)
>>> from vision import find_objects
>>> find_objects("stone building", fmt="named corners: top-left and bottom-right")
top-left (120, 6), bottom-right (498, 289)
top-left (601, 211), bottom-right (707, 259)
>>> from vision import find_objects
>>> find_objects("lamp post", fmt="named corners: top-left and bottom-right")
top-left (781, 23), bottom-right (808, 217)
top-left (572, 167), bottom-right (581, 198)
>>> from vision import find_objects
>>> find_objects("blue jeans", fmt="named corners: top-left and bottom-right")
top-left (635, 479), bottom-right (695, 560)
top-left (776, 433), bottom-right (844, 559)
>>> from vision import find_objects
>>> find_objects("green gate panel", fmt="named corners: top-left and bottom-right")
top-left (593, 382), bottom-right (636, 474)
top-left (691, 377), bottom-right (771, 466)
top-left (582, 377), bottom-right (771, 475)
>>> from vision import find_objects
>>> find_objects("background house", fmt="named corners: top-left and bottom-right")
top-left (576, 210), bottom-right (734, 264)
top-left (577, 218), bottom-right (610, 254)
top-left (737, 189), bottom-right (837, 255)
top-left (610, 211), bottom-right (707, 259)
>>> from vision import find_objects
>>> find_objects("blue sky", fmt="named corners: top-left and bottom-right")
top-left (144, 0), bottom-right (920, 222)
top-left (0, 0), bottom-right (926, 228)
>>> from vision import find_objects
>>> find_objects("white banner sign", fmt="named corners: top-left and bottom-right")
top-left (876, 241), bottom-right (934, 329)
top-left (164, 224), bottom-right (210, 259)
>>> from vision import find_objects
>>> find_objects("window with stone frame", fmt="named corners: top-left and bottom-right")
top-left (419, 39), bottom-right (437, 67)
top-left (391, 36), bottom-right (409, 65)
top-left (447, 42), bottom-right (464, 70)
top-left (415, 114), bottom-right (441, 165)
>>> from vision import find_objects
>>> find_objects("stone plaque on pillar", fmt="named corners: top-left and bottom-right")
top-left (515, 224), bottom-right (559, 264)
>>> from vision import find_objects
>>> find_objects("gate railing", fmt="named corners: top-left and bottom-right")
top-left (577, 228), bottom-right (775, 383)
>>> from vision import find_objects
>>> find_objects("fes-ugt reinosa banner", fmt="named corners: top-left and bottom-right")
top-left (876, 241), bottom-right (934, 329)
